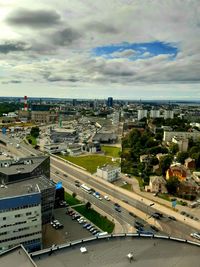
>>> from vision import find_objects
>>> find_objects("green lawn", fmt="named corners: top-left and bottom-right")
top-left (121, 183), bottom-right (133, 191)
top-left (101, 146), bottom-right (121, 158)
top-left (64, 192), bottom-right (114, 233)
top-left (59, 154), bottom-right (119, 173)
top-left (26, 135), bottom-right (37, 146)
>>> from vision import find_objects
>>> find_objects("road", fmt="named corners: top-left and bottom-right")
top-left (0, 133), bottom-right (199, 241)
top-left (50, 157), bottom-right (197, 241)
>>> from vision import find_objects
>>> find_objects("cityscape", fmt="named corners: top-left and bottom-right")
top-left (1, 1), bottom-right (200, 267)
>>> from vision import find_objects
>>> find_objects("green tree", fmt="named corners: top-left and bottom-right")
top-left (72, 192), bottom-right (77, 198)
top-left (166, 176), bottom-right (180, 194)
top-left (85, 201), bottom-right (91, 209)
top-left (176, 152), bottom-right (189, 164)
top-left (169, 143), bottom-right (179, 154)
top-left (160, 155), bottom-right (173, 176)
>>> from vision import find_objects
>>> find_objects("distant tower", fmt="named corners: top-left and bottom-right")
top-left (107, 97), bottom-right (113, 108)
top-left (24, 96), bottom-right (28, 111)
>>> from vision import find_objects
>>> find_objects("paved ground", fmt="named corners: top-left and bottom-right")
top-left (34, 236), bottom-right (200, 267)
top-left (42, 208), bottom-right (93, 248)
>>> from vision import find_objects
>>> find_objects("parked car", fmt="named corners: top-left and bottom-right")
top-left (181, 211), bottom-right (186, 215)
top-left (83, 223), bottom-right (90, 228)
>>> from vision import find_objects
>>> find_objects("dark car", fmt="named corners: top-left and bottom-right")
top-left (63, 174), bottom-right (68, 177)
top-left (75, 180), bottom-right (80, 187)
top-left (154, 212), bottom-right (163, 217)
top-left (134, 221), bottom-right (144, 228)
top-left (152, 213), bottom-right (160, 219)
top-left (129, 212), bottom-right (136, 218)
top-left (168, 216), bottom-right (176, 221)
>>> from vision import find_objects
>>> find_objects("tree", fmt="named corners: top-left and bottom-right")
top-left (166, 176), bottom-right (180, 194)
top-left (176, 152), bottom-right (189, 164)
top-left (169, 143), bottom-right (179, 155)
top-left (30, 126), bottom-right (40, 138)
top-left (85, 201), bottom-right (91, 209)
top-left (160, 155), bottom-right (173, 176)
top-left (72, 192), bottom-right (77, 198)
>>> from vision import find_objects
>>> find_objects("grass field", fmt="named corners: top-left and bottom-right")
top-left (64, 192), bottom-right (114, 233)
top-left (59, 154), bottom-right (119, 173)
top-left (101, 145), bottom-right (121, 158)
top-left (121, 183), bottom-right (133, 191)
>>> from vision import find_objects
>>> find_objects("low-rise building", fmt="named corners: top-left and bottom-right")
top-left (145, 176), bottom-right (167, 193)
top-left (96, 165), bottom-right (121, 182)
top-left (185, 158), bottom-right (196, 170)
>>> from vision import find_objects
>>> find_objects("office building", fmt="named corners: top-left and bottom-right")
top-left (107, 97), bottom-right (113, 108)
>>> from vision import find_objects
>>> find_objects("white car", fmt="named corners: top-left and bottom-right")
top-left (190, 232), bottom-right (200, 240)
top-left (104, 195), bottom-right (110, 201)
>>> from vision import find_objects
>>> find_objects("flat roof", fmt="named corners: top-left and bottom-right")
top-left (0, 175), bottom-right (55, 199)
top-left (0, 156), bottom-right (48, 176)
top-left (32, 236), bottom-right (200, 267)
top-left (1, 245), bottom-right (36, 267)
top-left (98, 165), bottom-right (120, 171)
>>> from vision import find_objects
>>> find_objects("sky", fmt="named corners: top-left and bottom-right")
top-left (0, 0), bottom-right (200, 100)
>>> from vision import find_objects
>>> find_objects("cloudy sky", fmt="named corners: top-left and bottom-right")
top-left (0, 0), bottom-right (200, 100)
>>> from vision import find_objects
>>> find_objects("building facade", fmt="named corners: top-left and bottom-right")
top-left (96, 165), bottom-right (121, 182)
top-left (0, 188), bottom-right (42, 253)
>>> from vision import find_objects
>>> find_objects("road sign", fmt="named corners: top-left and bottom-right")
top-left (172, 199), bottom-right (177, 208)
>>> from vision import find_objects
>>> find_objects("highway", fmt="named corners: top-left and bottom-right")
top-left (50, 157), bottom-right (197, 240)
top-left (0, 133), bottom-right (199, 241)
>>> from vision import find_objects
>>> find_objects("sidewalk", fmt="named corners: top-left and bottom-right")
top-left (122, 175), bottom-right (200, 218)
top-left (51, 156), bottom-right (200, 231)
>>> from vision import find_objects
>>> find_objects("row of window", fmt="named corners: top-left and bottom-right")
top-left (0, 231), bottom-right (41, 243)
top-left (0, 203), bottom-right (40, 213)
top-left (0, 221), bottom-right (27, 228)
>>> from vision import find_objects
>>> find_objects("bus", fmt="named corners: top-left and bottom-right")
top-left (80, 184), bottom-right (92, 194)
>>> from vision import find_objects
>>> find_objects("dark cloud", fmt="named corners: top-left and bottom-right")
top-left (51, 28), bottom-right (81, 46)
top-left (2, 80), bottom-right (22, 84)
top-left (47, 74), bottom-right (79, 83)
top-left (86, 21), bottom-right (119, 34)
top-left (6, 9), bottom-right (61, 28)
top-left (0, 41), bottom-right (29, 54)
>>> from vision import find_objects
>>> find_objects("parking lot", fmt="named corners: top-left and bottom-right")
top-left (42, 207), bottom-right (97, 248)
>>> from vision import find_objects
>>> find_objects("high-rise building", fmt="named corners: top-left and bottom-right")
top-left (137, 109), bottom-right (147, 121)
top-left (164, 110), bottom-right (174, 119)
top-left (107, 97), bottom-right (113, 108)
top-left (150, 109), bottom-right (160, 118)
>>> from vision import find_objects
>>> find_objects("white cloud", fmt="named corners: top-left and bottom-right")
top-left (0, 0), bottom-right (199, 99)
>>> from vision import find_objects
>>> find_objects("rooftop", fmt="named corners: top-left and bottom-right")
top-left (0, 175), bottom-right (55, 199)
top-left (98, 165), bottom-right (120, 172)
top-left (0, 156), bottom-right (48, 176)
top-left (31, 235), bottom-right (200, 267)
top-left (1, 245), bottom-right (36, 267)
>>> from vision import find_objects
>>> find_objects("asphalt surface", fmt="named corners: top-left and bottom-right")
top-left (50, 157), bottom-right (199, 241)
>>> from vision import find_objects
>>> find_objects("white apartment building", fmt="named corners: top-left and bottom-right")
top-left (172, 136), bottom-right (189, 152)
top-left (96, 165), bottom-right (121, 182)
top-left (163, 131), bottom-right (200, 142)
top-left (150, 110), bottom-right (160, 118)
top-left (164, 110), bottom-right (174, 119)
top-left (137, 110), bottom-right (147, 121)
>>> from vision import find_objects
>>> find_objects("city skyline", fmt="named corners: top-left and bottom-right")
top-left (0, 1), bottom-right (200, 99)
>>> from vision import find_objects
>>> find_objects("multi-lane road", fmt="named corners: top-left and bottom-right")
top-left (50, 156), bottom-right (198, 240)
top-left (0, 133), bottom-right (199, 241)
